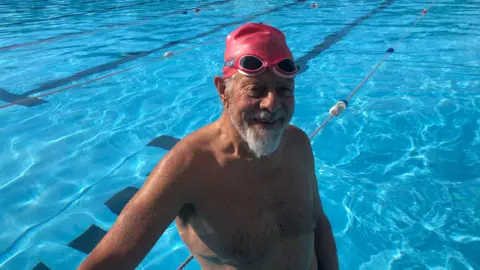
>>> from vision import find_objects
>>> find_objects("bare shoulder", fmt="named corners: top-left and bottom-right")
top-left (286, 124), bottom-right (310, 139)
top-left (285, 124), bottom-right (313, 152)
top-left (152, 137), bottom-right (197, 179)
top-left (154, 123), bottom-right (216, 176)
top-left (172, 123), bottom-right (217, 155)
top-left (284, 124), bottom-right (316, 174)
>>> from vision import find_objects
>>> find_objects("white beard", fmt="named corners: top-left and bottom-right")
top-left (228, 106), bottom-right (287, 158)
top-left (244, 124), bottom-right (284, 158)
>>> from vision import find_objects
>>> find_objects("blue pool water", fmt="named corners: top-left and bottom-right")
top-left (1, 0), bottom-right (479, 269)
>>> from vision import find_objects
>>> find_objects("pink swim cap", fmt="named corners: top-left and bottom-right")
top-left (223, 23), bottom-right (294, 78)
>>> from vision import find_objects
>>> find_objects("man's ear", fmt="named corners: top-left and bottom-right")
top-left (214, 76), bottom-right (227, 105)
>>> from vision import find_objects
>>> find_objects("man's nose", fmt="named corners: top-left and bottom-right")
top-left (260, 90), bottom-right (280, 112)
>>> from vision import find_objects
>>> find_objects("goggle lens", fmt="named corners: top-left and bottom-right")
top-left (277, 58), bottom-right (297, 73)
top-left (239, 56), bottom-right (264, 71)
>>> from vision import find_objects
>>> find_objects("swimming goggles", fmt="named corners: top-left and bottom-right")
top-left (224, 55), bottom-right (297, 78)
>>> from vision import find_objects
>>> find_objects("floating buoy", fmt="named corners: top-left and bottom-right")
top-left (311, 3), bottom-right (317, 8)
top-left (164, 51), bottom-right (174, 58)
top-left (421, 9), bottom-right (427, 14)
top-left (195, 8), bottom-right (200, 12)
top-left (329, 100), bottom-right (348, 117)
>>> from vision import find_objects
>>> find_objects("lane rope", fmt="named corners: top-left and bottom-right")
top-left (0, 2), bottom-right (226, 51)
top-left (309, 6), bottom-right (432, 139)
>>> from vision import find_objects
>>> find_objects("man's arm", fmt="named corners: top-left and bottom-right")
top-left (313, 201), bottom-right (339, 270)
top-left (78, 142), bottom-right (196, 270)
top-left (296, 127), bottom-right (339, 270)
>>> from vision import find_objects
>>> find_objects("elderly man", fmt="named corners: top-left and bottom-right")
top-left (79, 23), bottom-right (338, 270)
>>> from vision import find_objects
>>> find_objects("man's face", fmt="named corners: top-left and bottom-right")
top-left (225, 69), bottom-right (295, 158)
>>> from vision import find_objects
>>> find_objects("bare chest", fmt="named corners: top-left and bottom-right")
top-left (186, 165), bottom-right (316, 263)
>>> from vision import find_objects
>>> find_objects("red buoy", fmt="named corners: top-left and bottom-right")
top-left (421, 9), bottom-right (427, 14)
top-left (195, 8), bottom-right (200, 12)
top-left (311, 3), bottom-right (317, 8)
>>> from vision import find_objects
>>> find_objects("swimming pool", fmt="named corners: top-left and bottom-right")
top-left (1, 0), bottom-right (479, 269)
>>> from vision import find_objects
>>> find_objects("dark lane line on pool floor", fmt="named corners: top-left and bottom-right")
top-left (65, 187), bottom-right (139, 256)
top-left (65, 134), bottom-right (179, 255)
top-left (296, 0), bottom-right (395, 74)
top-left (0, 0), bottom-right (304, 108)
top-left (0, 145), bottom-right (145, 257)
top-left (33, 262), bottom-right (51, 270)
top-left (0, 0), bottom-right (233, 51)
top-left (68, 224), bottom-right (108, 254)
top-left (147, 135), bottom-right (180, 150)
top-left (37, 135), bottom-right (177, 260)
top-left (104, 187), bottom-right (140, 215)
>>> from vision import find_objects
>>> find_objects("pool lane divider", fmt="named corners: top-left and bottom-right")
top-left (1, 1), bottom-right (156, 28)
top-left (0, 0), bottom-right (306, 109)
top-left (308, 7), bottom-right (433, 139)
top-left (295, 0), bottom-right (396, 75)
top-left (0, 0), bottom-right (233, 51)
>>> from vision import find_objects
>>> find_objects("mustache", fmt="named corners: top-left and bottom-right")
top-left (250, 108), bottom-right (287, 122)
